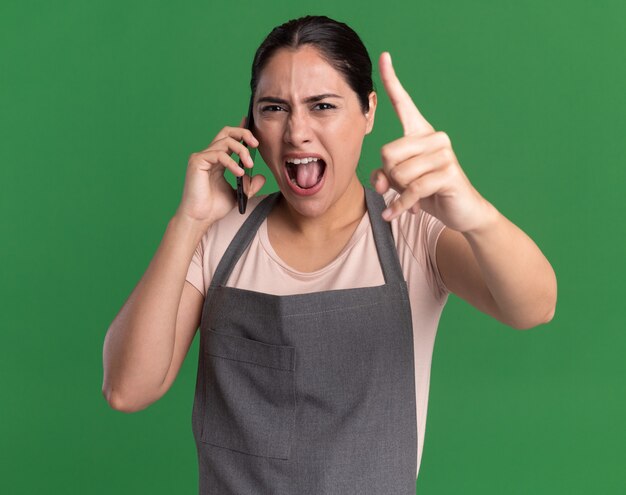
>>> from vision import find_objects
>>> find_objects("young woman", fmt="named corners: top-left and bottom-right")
top-left (102, 15), bottom-right (557, 494)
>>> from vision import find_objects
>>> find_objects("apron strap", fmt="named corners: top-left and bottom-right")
top-left (210, 192), bottom-right (281, 288)
top-left (364, 187), bottom-right (406, 286)
top-left (210, 187), bottom-right (405, 289)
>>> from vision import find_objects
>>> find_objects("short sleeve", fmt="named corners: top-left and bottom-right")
top-left (182, 194), bottom-right (270, 298)
top-left (185, 239), bottom-right (205, 297)
top-left (422, 214), bottom-right (450, 299)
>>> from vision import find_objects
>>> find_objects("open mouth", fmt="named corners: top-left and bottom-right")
top-left (285, 159), bottom-right (327, 190)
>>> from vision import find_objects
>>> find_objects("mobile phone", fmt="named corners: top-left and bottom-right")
top-left (236, 95), bottom-right (256, 214)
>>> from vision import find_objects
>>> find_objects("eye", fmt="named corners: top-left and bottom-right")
top-left (314, 102), bottom-right (336, 111)
top-left (261, 105), bottom-right (285, 112)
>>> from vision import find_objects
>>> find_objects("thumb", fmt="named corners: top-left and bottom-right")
top-left (370, 168), bottom-right (390, 195)
top-left (246, 173), bottom-right (266, 197)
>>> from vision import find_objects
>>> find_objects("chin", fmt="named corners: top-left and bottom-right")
top-left (277, 179), bottom-right (337, 219)
top-left (280, 190), bottom-right (332, 218)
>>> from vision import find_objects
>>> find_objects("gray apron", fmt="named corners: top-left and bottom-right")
top-left (191, 187), bottom-right (417, 494)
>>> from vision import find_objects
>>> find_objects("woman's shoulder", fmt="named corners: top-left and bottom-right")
top-left (195, 193), bottom-right (270, 250)
top-left (379, 187), bottom-right (450, 299)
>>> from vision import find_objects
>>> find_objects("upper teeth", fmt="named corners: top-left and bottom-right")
top-left (286, 157), bottom-right (319, 164)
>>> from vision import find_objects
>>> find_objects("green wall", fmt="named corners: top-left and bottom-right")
top-left (1, 1), bottom-right (624, 493)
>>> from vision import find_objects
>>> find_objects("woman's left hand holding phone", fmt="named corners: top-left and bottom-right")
top-left (175, 116), bottom-right (266, 227)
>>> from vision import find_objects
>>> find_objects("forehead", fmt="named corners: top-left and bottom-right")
top-left (255, 45), bottom-right (351, 98)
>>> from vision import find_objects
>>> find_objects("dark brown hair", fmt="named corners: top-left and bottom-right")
top-left (250, 15), bottom-right (375, 115)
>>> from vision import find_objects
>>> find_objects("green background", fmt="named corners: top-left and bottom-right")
top-left (2, 0), bottom-right (624, 493)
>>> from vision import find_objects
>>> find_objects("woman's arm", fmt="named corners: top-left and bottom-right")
top-left (102, 118), bottom-right (263, 413)
top-left (102, 214), bottom-right (207, 413)
top-left (370, 52), bottom-right (557, 329)
top-left (436, 205), bottom-right (557, 330)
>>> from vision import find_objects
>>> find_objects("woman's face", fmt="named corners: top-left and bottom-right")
top-left (253, 45), bottom-right (377, 219)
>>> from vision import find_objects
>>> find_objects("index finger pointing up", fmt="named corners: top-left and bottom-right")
top-left (379, 52), bottom-right (434, 137)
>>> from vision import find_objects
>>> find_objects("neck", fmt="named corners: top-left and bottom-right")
top-left (274, 175), bottom-right (366, 241)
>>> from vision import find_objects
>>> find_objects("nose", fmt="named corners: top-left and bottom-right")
top-left (283, 108), bottom-right (312, 147)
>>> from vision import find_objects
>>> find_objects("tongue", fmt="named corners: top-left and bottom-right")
top-left (295, 161), bottom-right (322, 188)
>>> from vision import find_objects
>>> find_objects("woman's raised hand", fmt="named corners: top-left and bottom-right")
top-left (175, 117), bottom-right (266, 226)
top-left (371, 52), bottom-right (492, 233)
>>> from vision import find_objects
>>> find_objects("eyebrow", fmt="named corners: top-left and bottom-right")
top-left (256, 93), bottom-right (343, 105)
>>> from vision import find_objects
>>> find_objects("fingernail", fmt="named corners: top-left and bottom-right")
top-left (382, 208), bottom-right (392, 220)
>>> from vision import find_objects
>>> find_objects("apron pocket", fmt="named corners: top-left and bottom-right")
top-left (201, 328), bottom-right (296, 460)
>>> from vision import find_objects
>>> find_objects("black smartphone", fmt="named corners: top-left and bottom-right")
top-left (236, 95), bottom-right (256, 214)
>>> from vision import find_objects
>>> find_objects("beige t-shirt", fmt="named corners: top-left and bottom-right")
top-left (185, 188), bottom-right (450, 479)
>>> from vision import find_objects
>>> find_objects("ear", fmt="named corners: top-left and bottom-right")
top-left (364, 91), bottom-right (377, 135)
